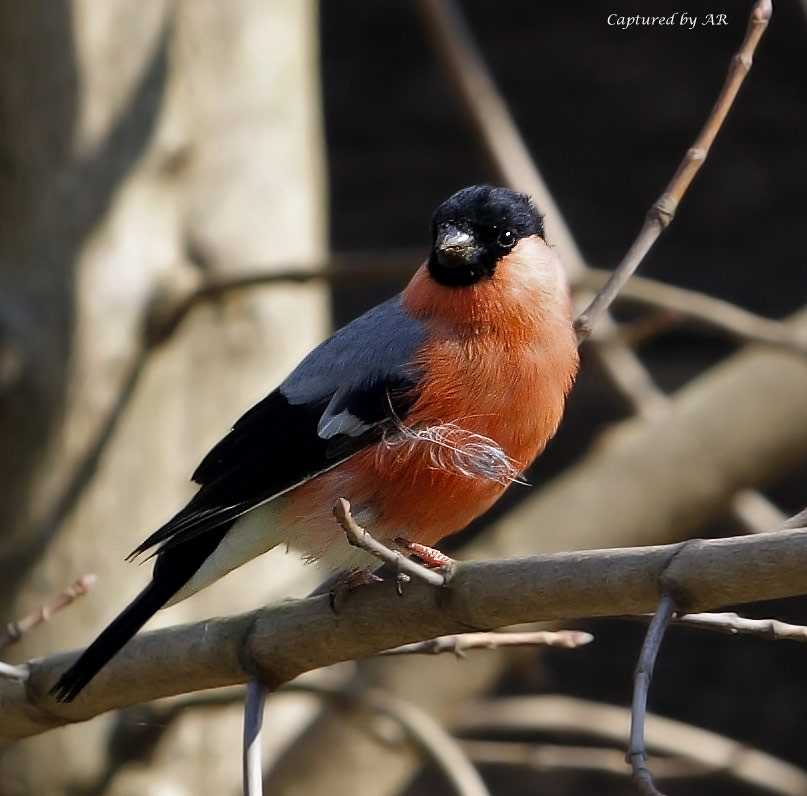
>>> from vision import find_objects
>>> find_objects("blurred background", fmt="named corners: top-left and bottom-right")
top-left (1, 0), bottom-right (806, 794)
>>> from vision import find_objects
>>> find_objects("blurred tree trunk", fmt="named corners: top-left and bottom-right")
top-left (0, 1), bottom-right (326, 793)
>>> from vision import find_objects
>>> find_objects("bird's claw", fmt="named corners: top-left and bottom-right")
top-left (393, 537), bottom-right (454, 569)
top-left (328, 568), bottom-right (383, 613)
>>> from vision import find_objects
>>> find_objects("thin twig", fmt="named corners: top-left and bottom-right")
top-left (243, 679), bottom-right (266, 796)
top-left (282, 681), bottom-right (491, 796)
top-left (580, 269), bottom-right (806, 355)
top-left (628, 594), bottom-right (676, 796)
top-left (672, 611), bottom-right (807, 641)
top-left (575, 0), bottom-right (773, 341)
top-left (0, 574), bottom-right (97, 651)
top-left (145, 254), bottom-right (805, 357)
top-left (380, 630), bottom-right (593, 657)
top-left (0, 661), bottom-right (29, 681)
top-left (418, 0), bottom-right (777, 398)
top-left (332, 498), bottom-right (447, 588)
top-left (615, 311), bottom-right (685, 349)
top-left (145, 251), bottom-right (420, 348)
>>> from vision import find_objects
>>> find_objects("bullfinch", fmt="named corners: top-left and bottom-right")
top-left (51, 185), bottom-right (579, 701)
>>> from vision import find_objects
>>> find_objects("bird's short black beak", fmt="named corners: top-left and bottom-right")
top-left (434, 224), bottom-right (475, 269)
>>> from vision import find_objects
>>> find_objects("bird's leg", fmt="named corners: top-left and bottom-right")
top-left (328, 568), bottom-right (383, 613)
top-left (393, 537), bottom-right (454, 568)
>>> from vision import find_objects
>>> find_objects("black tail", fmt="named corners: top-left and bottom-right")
top-left (49, 578), bottom-right (176, 702)
top-left (50, 525), bottom-right (231, 702)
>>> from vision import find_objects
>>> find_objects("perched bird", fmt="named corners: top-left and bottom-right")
top-left (51, 185), bottom-right (579, 702)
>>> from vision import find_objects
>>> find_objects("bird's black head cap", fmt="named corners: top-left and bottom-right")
top-left (428, 185), bottom-right (544, 287)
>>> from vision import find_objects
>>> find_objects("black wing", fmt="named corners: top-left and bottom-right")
top-left (129, 296), bottom-right (424, 558)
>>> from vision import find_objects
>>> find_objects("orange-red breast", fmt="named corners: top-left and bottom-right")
top-left (51, 185), bottom-right (578, 701)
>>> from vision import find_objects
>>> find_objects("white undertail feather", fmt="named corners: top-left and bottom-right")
top-left (166, 503), bottom-right (287, 606)
top-left (165, 498), bottom-right (382, 606)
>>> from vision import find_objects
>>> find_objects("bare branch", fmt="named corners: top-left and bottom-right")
top-left (142, 253), bottom-right (806, 361)
top-left (144, 251), bottom-right (420, 348)
top-left (613, 311), bottom-right (685, 349)
top-left (461, 740), bottom-right (714, 781)
top-left (8, 528), bottom-right (807, 741)
top-left (459, 695), bottom-right (807, 796)
top-left (0, 574), bottom-right (96, 651)
top-left (661, 0), bottom-right (773, 211)
top-left (380, 629), bottom-right (593, 656)
top-left (333, 498), bottom-right (448, 589)
top-left (673, 611), bottom-right (807, 641)
top-left (628, 595), bottom-right (676, 796)
top-left (282, 682), bottom-right (490, 796)
top-left (575, 0), bottom-right (773, 340)
top-left (160, 244), bottom-right (807, 415)
top-left (579, 270), bottom-right (807, 355)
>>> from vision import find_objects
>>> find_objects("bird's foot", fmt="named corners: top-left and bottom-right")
top-left (393, 537), bottom-right (454, 569)
top-left (329, 568), bottom-right (383, 613)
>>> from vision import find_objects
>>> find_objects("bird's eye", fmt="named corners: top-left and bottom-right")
top-left (497, 229), bottom-right (516, 248)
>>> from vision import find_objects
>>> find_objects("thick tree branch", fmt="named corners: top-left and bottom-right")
top-left (3, 526), bottom-right (807, 743)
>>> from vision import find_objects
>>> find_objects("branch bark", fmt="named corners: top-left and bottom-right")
top-left (3, 526), bottom-right (807, 743)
